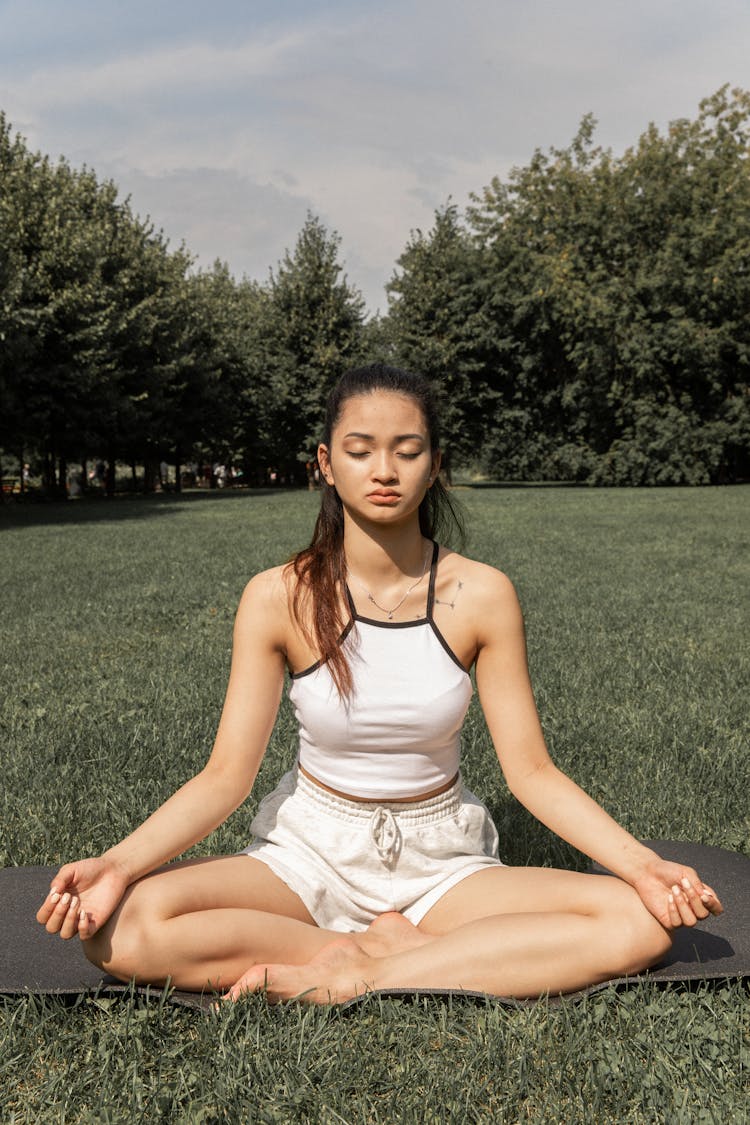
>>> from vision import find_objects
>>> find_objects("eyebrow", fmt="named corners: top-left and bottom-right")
top-left (343, 432), bottom-right (425, 441)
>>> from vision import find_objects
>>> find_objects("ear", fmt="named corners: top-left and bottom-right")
top-left (317, 444), bottom-right (334, 486)
top-left (428, 449), bottom-right (442, 485)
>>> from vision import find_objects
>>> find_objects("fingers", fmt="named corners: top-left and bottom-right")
top-left (698, 883), bottom-right (723, 916)
top-left (666, 874), bottom-right (723, 929)
top-left (666, 891), bottom-right (682, 929)
top-left (38, 890), bottom-right (85, 939)
top-left (48, 863), bottom-right (77, 898)
top-left (78, 911), bottom-right (96, 940)
top-left (35, 896), bottom-right (56, 925)
top-left (678, 867), bottom-right (724, 917)
top-left (36, 865), bottom-right (76, 925)
top-left (36, 873), bottom-right (71, 924)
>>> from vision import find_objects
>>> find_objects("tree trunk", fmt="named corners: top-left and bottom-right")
top-left (174, 444), bottom-right (183, 494)
top-left (105, 450), bottom-right (116, 497)
top-left (43, 451), bottom-right (55, 495)
top-left (57, 455), bottom-right (68, 499)
top-left (143, 457), bottom-right (158, 493)
top-left (18, 450), bottom-right (25, 494)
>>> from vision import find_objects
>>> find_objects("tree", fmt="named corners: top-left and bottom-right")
top-left (0, 114), bottom-right (197, 494)
top-left (598, 86), bottom-right (750, 482)
top-left (168, 264), bottom-right (270, 488)
top-left (263, 214), bottom-right (366, 477)
top-left (468, 87), bottom-right (750, 482)
top-left (385, 205), bottom-right (496, 474)
top-left (0, 114), bottom-right (41, 487)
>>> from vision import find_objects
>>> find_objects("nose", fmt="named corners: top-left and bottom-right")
top-left (371, 451), bottom-right (397, 483)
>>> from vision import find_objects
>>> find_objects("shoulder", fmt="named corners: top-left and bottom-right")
top-left (437, 546), bottom-right (519, 605)
top-left (436, 547), bottom-right (522, 639)
top-left (238, 564), bottom-right (288, 610)
top-left (235, 565), bottom-right (293, 648)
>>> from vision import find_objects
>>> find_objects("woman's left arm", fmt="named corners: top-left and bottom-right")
top-left (473, 568), bottom-right (723, 929)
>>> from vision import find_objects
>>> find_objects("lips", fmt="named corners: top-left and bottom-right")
top-left (368, 490), bottom-right (400, 504)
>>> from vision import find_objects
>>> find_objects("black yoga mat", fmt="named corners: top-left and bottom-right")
top-left (2, 841), bottom-right (747, 1012)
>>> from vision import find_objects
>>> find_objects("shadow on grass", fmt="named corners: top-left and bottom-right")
top-left (0, 488), bottom-right (302, 529)
top-left (456, 480), bottom-right (589, 490)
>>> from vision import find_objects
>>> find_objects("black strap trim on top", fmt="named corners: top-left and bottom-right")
top-left (428, 619), bottom-right (470, 675)
top-left (344, 539), bottom-right (439, 629)
top-left (290, 618), bottom-right (355, 680)
top-left (426, 540), bottom-right (470, 674)
top-left (425, 539), bottom-right (440, 620)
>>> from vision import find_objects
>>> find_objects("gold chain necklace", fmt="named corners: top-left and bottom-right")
top-left (348, 545), bottom-right (430, 620)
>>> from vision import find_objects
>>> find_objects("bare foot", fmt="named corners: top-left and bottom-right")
top-left (356, 912), bottom-right (431, 958)
top-left (224, 936), bottom-right (376, 1004)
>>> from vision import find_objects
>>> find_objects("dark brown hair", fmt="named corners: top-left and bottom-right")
top-left (289, 364), bottom-right (464, 695)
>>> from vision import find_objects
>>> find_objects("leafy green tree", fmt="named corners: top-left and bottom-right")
top-left (468, 87), bottom-right (750, 482)
top-left (599, 86), bottom-right (750, 482)
top-left (0, 120), bottom-right (25, 484)
top-left (385, 205), bottom-right (496, 475)
top-left (469, 115), bottom-right (632, 477)
top-left (5, 89), bottom-right (748, 496)
top-left (263, 214), bottom-right (366, 477)
top-left (167, 264), bottom-right (269, 488)
top-left (0, 115), bottom-right (195, 494)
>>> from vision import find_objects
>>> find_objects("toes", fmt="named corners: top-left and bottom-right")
top-left (224, 966), bottom-right (273, 1002)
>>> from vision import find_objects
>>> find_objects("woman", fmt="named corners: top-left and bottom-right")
top-left (37, 364), bottom-right (721, 1003)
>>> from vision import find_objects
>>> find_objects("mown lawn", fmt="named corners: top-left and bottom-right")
top-left (1, 486), bottom-right (748, 1123)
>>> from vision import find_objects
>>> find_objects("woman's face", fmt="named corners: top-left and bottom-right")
top-left (318, 390), bottom-right (441, 525)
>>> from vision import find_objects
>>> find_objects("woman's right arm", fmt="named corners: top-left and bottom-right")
top-left (37, 569), bottom-right (289, 938)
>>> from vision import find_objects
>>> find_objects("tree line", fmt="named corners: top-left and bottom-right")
top-left (1, 85), bottom-right (748, 494)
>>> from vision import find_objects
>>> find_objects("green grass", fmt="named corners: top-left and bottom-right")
top-left (1, 487), bottom-right (748, 1123)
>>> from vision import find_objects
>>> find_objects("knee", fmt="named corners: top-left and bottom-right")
top-left (82, 891), bottom-right (153, 983)
top-left (616, 890), bottom-right (672, 976)
top-left (82, 924), bottom-right (118, 975)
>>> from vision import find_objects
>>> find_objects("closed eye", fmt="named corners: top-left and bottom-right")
top-left (345, 450), bottom-right (422, 460)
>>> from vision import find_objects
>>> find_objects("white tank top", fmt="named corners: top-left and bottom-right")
top-left (289, 542), bottom-right (473, 799)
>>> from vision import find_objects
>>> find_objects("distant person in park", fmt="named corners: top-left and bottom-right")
top-left (37, 364), bottom-right (722, 1003)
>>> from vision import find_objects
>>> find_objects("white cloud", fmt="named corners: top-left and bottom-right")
top-left (117, 166), bottom-right (314, 279)
top-left (1, 0), bottom-right (748, 310)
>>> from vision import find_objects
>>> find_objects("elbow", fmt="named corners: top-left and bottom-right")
top-left (196, 761), bottom-right (253, 813)
top-left (504, 756), bottom-right (558, 803)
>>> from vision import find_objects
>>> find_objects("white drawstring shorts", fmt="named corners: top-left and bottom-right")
top-left (241, 767), bottom-right (504, 931)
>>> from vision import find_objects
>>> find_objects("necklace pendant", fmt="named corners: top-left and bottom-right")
top-left (387, 611), bottom-right (394, 620)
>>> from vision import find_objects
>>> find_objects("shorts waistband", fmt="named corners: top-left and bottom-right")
top-left (293, 767), bottom-right (465, 826)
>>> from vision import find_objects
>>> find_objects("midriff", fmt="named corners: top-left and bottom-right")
top-left (297, 762), bottom-right (460, 804)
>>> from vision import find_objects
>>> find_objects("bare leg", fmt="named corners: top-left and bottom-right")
top-left (84, 856), bottom-right (429, 993)
top-left (227, 869), bottom-right (672, 1003)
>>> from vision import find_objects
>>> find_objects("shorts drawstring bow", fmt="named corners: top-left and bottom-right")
top-left (369, 806), bottom-right (402, 867)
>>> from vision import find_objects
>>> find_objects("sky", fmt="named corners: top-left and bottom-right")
top-left (1, 0), bottom-right (748, 314)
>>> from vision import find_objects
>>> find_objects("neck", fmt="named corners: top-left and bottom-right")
top-left (342, 517), bottom-right (428, 584)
